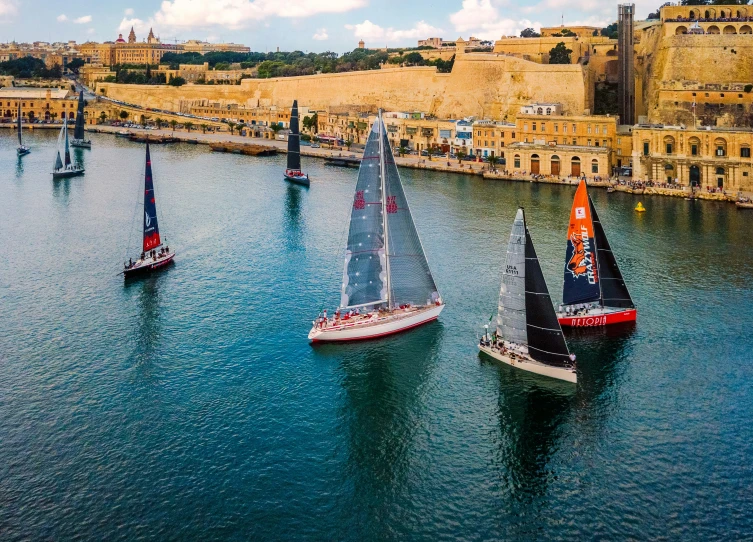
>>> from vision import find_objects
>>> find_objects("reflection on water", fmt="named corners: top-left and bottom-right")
top-left (52, 177), bottom-right (72, 201)
top-left (16, 155), bottom-right (24, 178)
top-left (73, 147), bottom-right (86, 168)
top-left (284, 183), bottom-right (304, 252)
top-left (124, 275), bottom-right (163, 373)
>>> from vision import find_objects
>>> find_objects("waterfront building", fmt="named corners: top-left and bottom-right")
top-left (632, 125), bottom-right (753, 191)
top-left (0, 87), bottom-right (80, 122)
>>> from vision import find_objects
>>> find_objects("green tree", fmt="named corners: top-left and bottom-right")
top-left (184, 121), bottom-right (194, 132)
top-left (227, 121), bottom-right (236, 135)
top-left (549, 42), bottom-right (573, 65)
top-left (99, 111), bottom-right (107, 124)
top-left (155, 117), bottom-right (164, 129)
top-left (456, 148), bottom-right (467, 163)
top-left (397, 146), bottom-right (408, 157)
top-left (168, 76), bottom-right (186, 86)
top-left (119, 110), bottom-right (129, 120)
top-left (270, 122), bottom-right (283, 135)
top-left (345, 138), bottom-right (353, 151)
top-left (170, 119), bottom-right (177, 131)
top-left (200, 123), bottom-right (208, 133)
top-left (66, 58), bottom-right (85, 73)
top-left (601, 23), bottom-right (619, 39)
top-left (520, 28), bottom-right (541, 38)
top-left (488, 155), bottom-right (499, 171)
top-left (403, 52), bottom-right (426, 66)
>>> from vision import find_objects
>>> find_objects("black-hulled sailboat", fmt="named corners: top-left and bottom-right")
top-left (284, 100), bottom-right (309, 186)
top-left (70, 90), bottom-right (91, 149)
top-left (52, 118), bottom-right (85, 179)
top-left (16, 103), bottom-right (30, 156)
top-left (123, 144), bottom-right (175, 278)
top-left (556, 180), bottom-right (636, 327)
top-left (479, 208), bottom-right (576, 383)
top-left (308, 110), bottom-right (443, 342)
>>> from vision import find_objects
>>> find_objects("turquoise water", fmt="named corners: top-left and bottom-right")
top-left (2, 131), bottom-right (753, 540)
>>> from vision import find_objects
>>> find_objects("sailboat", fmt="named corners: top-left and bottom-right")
top-left (284, 100), bottom-right (309, 186)
top-left (479, 208), bottom-right (576, 384)
top-left (16, 103), bottom-right (30, 156)
top-left (123, 144), bottom-right (175, 278)
top-left (556, 180), bottom-right (636, 327)
top-left (52, 118), bottom-right (85, 179)
top-left (308, 111), bottom-right (443, 342)
top-left (70, 90), bottom-right (91, 149)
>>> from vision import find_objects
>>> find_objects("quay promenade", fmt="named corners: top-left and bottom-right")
top-left (86, 125), bottom-right (745, 203)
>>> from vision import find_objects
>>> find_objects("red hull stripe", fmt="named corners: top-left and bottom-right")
top-left (310, 316), bottom-right (438, 343)
top-left (558, 309), bottom-right (637, 327)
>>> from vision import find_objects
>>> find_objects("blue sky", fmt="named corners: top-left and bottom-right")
top-left (0, 0), bottom-right (658, 52)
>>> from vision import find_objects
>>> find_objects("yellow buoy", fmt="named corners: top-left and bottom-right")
top-left (635, 202), bottom-right (646, 212)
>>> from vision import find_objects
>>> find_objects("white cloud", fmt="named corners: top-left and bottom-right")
top-left (345, 20), bottom-right (443, 44)
top-left (0, 0), bottom-right (18, 21)
top-left (74, 15), bottom-right (92, 24)
top-left (57, 14), bottom-right (68, 22)
top-left (87, 28), bottom-right (96, 35)
top-left (124, 8), bottom-right (134, 16)
top-left (313, 28), bottom-right (329, 41)
top-left (450, 0), bottom-right (539, 39)
top-left (118, 17), bottom-right (152, 37)
top-left (152, 0), bottom-right (367, 30)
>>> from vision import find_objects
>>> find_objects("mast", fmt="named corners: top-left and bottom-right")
top-left (17, 103), bottom-right (22, 146)
top-left (63, 119), bottom-right (71, 167)
top-left (589, 194), bottom-right (604, 307)
top-left (378, 109), bottom-right (392, 309)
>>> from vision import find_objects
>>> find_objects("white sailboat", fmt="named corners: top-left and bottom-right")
top-left (479, 208), bottom-right (577, 383)
top-left (308, 111), bottom-right (443, 342)
top-left (52, 118), bottom-right (85, 179)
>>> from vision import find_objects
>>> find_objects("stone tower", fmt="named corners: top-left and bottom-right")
top-left (147, 28), bottom-right (157, 44)
top-left (128, 26), bottom-right (136, 43)
top-left (618, 4), bottom-right (635, 125)
top-left (358, 40), bottom-right (365, 49)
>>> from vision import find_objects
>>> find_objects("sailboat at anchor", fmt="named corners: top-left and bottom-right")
top-left (70, 90), bottom-right (91, 149)
top-left (308, 110), bottom-right (443, 342)
top-left (52, 118), bottom-right (84, 179)
top-left (16, 103), bottom-right (30, 156)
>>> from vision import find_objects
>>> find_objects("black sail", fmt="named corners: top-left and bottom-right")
top-left (589, 197), bottom-right (634, 309)
top-left (17, 103), bottom-right (23, 146)
top-left (74, 90), bottom-right (86, 140)
top-left (286, 100), bottom-right (301, 171)
top-left (524, 225), bottom-right (572, 367)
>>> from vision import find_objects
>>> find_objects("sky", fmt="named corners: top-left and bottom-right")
top-left (0, 0), bottom-right (660, 52)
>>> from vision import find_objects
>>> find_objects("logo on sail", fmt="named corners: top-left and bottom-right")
top-left (567, 227), bottom-right (596, 284)
top-left (145, 211), bottom-right (152, 230)
top-left (575, 206), bottom-right (586, 219)
top-left (386, 196), bottom-right (397, 214)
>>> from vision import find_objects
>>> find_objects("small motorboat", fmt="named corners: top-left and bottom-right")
top-left (736, 199), bottom-right (753, 209)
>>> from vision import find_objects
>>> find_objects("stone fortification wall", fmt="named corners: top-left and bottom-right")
top-left (96, 54), bottom-right (590, 120)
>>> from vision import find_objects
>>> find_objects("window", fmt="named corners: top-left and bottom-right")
top-left (523, 123), bottom-right (528, 132)
top-left (546, 108), bottom-right (552, 115)
top-left (691, 144), bottom-right (698, 156)
top-left (572, 124), bottom-right (577, 133)
top-left (587, 125), bottom-right (592, 134)
top-left (716, 145), bottom-right (725, 156)
top-left (742, 147), bottom-right (751, 158)
top-left (477, 131), bottom-right (481, 136)
top-left (617, 149), bottom-right (622, 156)
top-left (587, 139), bottom-right (592, 146)
top-left (603, 140), bottom-right (607, 147)
top-left (554, 124), bottom-right (559, 133)
top-left (541, 123), bottom-right (545, 131)
top-left (514, 155), bottom-right (520, 168)
top-left (592, 160), bottom-right (599, 174)
top-left (573, 138), bottom-right (577, 145)
top-left (666, 143), bottom-right (673, 154)
top-left (512, 132), bottom-right (515, 139)
top-left (532, 122), bottom-right (537, 131)
top-left (643, 141), bottom-right (650, 156)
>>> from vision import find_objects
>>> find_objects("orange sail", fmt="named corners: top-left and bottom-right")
top-left (562, 180), bottom-right (600, 305)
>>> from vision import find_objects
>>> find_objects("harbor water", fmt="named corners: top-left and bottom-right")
top-left (2, 131), bottom-right (753, 540)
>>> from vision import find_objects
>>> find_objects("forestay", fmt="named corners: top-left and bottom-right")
top-left (590, 198), bottom-right (634, 308)
top-left (340, 122), bottom-right (386, 308)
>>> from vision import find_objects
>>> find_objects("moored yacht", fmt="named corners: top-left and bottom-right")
top-left (16, 103), bottom-right (30, 156)
top-left (284, 100), bottom-right (309, 186)
top-left (308, 111), bottom-right (443, 342)
top-left (52, 119), bottom-right (85, 179)
top-left (70, 91), bottom-right (91, 149)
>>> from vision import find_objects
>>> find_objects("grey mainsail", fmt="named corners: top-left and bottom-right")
top-left (340, 121), bottom-right (386, 308)
top-left (381, 120), bottom-right (439, 307)
top-left (74, 91), bottom-right (86, 140)
top-left (63, 119), bottom-right (71, 167)
top-left (497, 208), bottom-right (528, 347)
top-left (54, 151), bottom-right (63, 171)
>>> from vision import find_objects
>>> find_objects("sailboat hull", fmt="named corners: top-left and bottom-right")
top-left (70, 139), bottom-right (92, 149)
top-left (123, 253), bottom-right (175, 278)
top-left (17, 147), bottom-right (30, 156)
top-left (479, 344), bottom-right (577, 383)
top-left (557, 307), bottom-right (636, 327)
top-left (309, 304), bottom-right (443, 342)
top-left (52, 168), bottom-right (85, 179)
top-left (284, 172), bottom-right (310, 186)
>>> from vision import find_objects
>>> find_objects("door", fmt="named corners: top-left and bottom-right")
top-left (531, 158), bottom-right (540, 174)
top-left (551, 160), bottom-right (560, 176)
top-left (690, 165), bottom-right (701, 187)
top-left (571, 160), bottom-right (581, 177)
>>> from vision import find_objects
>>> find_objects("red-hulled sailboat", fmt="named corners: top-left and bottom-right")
top-left (557, 180), bottom-right (636, 327)
top-left (123, 144), bottom-right (175, 278)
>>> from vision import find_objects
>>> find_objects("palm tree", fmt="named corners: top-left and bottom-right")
top-left (488, 154), bottom-right (499, 172)
top-left (169, 119), bottom-right (177, 132)
top-left (50, 112), bottom-right (58, 123)
top-left (227, 121), bottom-right (236, 135)
top-left (155, 117), bottom-right (164, 129)
top-left (397, 146), bottom-right (408, 157)
top-left (185, 121), bottom-right (194, 132)
top-left (99, 111), bottom-right (107, 124)
top-left (456, 148), bottom-right (466, 163)
top-left (345, 138), bottom-right (353, 151)
top-left (200, 123), bottom-right (208, 134)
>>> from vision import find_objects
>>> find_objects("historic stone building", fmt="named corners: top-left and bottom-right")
top-left (0, 88), bottom-right (80, 122)
top-left (632, 125), bottom-right (753, 191)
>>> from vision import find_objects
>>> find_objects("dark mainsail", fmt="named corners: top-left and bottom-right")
top-left (340, 122), bottom-right (385, 308)
top-left (286, 100), bottom-right (301, 171)
top-left (524, 225), bottom-right (572, 366)
top-left (589, 197), bottom-right (634, 309)
top-left (17, 103), bottom-right (22, 146)
top-left (143, 144), bottom-right (162, 252)
top-left (74, 90), bottom-right (86, 140)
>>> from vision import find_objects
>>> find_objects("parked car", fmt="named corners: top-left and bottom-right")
top-left (311, 143), bottom-right (320, 148)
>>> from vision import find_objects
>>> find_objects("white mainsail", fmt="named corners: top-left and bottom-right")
top-left (497, 208), bottom-right (528, 349)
